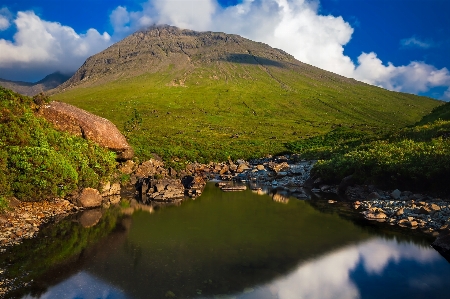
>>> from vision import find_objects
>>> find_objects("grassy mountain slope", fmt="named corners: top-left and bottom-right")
top-left (52, 25), bottom-right (441, 163)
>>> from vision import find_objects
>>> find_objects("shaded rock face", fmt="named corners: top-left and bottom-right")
top-left (40, 101), bottom-right (133, 160)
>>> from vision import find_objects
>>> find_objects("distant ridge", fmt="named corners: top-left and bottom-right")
top-left (0, 72), bottom-right (71, 96)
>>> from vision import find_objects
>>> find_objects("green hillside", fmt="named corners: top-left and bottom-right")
top-left (0, 87), bottom-right (116, 207)
top-left (52, 26), bottom-right (441, 163)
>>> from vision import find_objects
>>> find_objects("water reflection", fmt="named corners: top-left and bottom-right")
top-left (265, 238), bottom-right (440, 299)
top-left (22, 272), bottom-right (128, 299)
top-left (5, 184), bottom-right (449, 299)
top-left (25, 237), bottom-right (449, 299)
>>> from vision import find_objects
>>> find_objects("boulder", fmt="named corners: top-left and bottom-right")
top-left (391, 189), bottom-right (401, 200)
top-left (119, 160), bottom-right (135, 175)
top-left (432, 230), bottom-right (450, 261)
top-left (135, 159), bottom-right (165, 178)
top-left (338, 175), bottom-right (355, 194)
top-left (256, 165), bottom-right (265, 171)
top-left (77, 188), bottom-right (103, 208)
top-left (40, 101), bottom-right (133, 160)
top-left (364, 210), bottom-right (387, 220)
top-left (367, 192), bottom-right (381, 200)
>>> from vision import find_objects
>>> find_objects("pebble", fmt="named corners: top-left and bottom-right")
top-left (0, 198), bottom-right (76, 248)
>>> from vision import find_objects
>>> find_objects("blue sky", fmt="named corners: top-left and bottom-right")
top-left (0, 0), bottom-right (449, 100)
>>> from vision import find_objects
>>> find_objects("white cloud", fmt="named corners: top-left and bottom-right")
top-left (0, 10), bottom-right (112, 81)
top-left (354, 52), bottom-right (450, 95)
top-left (401, 36), bottom-right (433, 49)
top-left (0, 7), bottom-right (12, 31)
top-left (0, 0), bottom-right (449, 99)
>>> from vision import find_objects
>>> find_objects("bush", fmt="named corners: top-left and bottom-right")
top-left (0, 87), bottom-right (117, 201)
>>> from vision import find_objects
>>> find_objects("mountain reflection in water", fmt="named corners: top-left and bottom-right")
top-left (10, 184), bottom-right (450, 299)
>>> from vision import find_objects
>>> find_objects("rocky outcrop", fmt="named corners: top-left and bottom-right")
top-left (39, 101), bottom-right (133, 160)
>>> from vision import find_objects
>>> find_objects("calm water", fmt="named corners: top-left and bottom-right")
top-left (2, 183), bottom-right (450, 299)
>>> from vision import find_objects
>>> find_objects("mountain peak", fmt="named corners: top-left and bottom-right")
top-left (56, 25), bottom-right (334, 91)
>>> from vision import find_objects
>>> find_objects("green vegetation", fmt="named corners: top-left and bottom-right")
top-left (311, 108), bottom-right (450, 192)
top-left (0, 87), bottom-right (117, 202)
top-left (52, 62), bottom-right (439, 164)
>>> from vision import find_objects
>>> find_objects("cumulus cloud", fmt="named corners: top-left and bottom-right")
top-left (0, 10), bottom-right (112, 82)
top-left (1, 0), bottom-right (449, 99)
top-left (0, 7), bottom-right (12, 31)
top-left (354, 52), bottom-right (450, 96)
top-left (401, 36), bottom-right (433, 49)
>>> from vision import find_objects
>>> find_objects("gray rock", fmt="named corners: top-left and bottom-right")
top-left (391, 189), bottom-right (401, 200)
top-left (367, 192), bottom-right (381, 200)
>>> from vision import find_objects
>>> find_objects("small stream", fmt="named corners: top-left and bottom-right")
top-left (1, 183), bottom-right (449, 299)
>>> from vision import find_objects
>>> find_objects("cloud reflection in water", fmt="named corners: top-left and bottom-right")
top-left (22, 238), bottom-right (446, 299)
top-left (269, 238), bottom-right (440, 299)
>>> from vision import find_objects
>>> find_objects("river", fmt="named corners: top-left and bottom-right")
top-left (1, 183), bottom-right (449, 299)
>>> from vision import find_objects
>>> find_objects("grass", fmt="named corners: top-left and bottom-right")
top-left (52, 61), bottom-right (440, 165)
top-left (0, 87), bottom-right (117, 202)
top-left (311, 108), bottom-right (450, 192)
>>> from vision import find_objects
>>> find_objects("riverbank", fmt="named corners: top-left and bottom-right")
top-left (1, 155), bottom-right (450, 258)
top-left (0, 198), bottom-right (77, 249)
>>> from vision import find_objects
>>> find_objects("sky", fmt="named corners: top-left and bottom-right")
top-left (0, 0), bottom-right (449, 101)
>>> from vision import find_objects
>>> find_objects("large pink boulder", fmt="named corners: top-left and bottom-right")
top-left (40, 101), bottom-right (133, 160)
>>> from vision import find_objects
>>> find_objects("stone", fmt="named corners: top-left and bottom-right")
top-left (79, 209), bottom-right (103, 228)
top-left (109, 195), bottom-right (121, 205)
top-left (391, 189), bottom-right (401, 200)
top-left (100, 181), bottom-right (111, 195)
top-left (429, 203), bottom-right (441, 212)
top-left (338, 175), bottom-right (355, 194)
top-left (256, 165), bottom-right (265, 171)
top-left (219, 165), bottom-right (229, 175)
top-left (119, 160), bottom-right (135, 175)
top-left (77, 188), bottom-right (102, 208)
top-left (237, 163), bottom-right (250, 173)
top-left (7, 197), bottom-right (21, 208)
top-left (367, 192), bottom-right (381, 200)
top-left (135, 159), bottom-right (164, 179)
top-left (39, 101), bottom-right (133, 160)
top-left (110, 183), bottom-right (121, 195)
top-left (407, 220), bottom-right (418, 227)
top-left (432, 231), bottom-right (450, 252)
top-left (364, 211), bottom-right (387, 219)
top-left (395, 208), bottom-right (404, 216)
top-left (417, 206), bottom-right (432, 215)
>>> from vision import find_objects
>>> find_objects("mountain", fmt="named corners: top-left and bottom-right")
top-left (52, 25), bottom-right (442, 162)
top-left (0, 72), bottom-right (71, 96)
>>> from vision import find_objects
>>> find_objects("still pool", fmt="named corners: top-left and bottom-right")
top-left (2, 183), bottom-right (450, 299)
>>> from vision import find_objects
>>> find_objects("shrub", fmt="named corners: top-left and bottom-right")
top-left (0, 87), bottom-right (118, 201)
